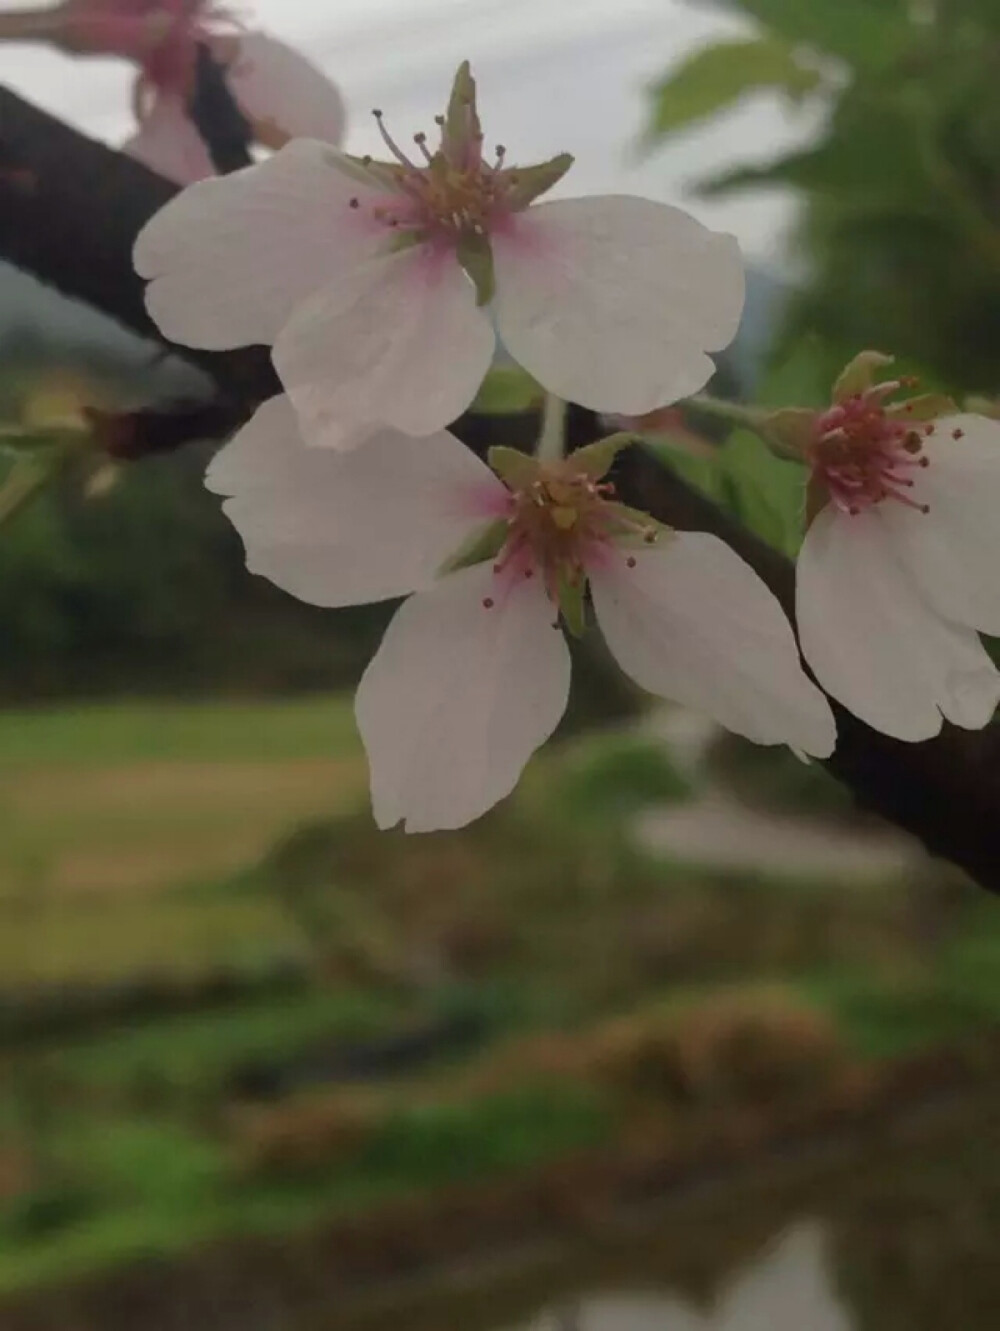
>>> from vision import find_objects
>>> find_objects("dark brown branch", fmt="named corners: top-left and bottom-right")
top-left (2, 84), bottom-right (1000, 890)
top-left (189, 44), bottom-right (254, 175)
top-left (0, 84), bottom-right (279, 405)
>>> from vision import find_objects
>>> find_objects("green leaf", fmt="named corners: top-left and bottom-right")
top-left (646, 38), bottom-right (822, 141)
top-left (731, 0), bottom-right (907, 70)
top-left (717, 430), bottom-right (808, 556)
top-left (473, 368), bottom-right (543, 416)
top-left (646, 431), bottom-right (807, 557)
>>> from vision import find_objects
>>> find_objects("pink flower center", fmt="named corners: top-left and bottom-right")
top-left (809, 384), bottom-right (932, 517)
top-left (353, 109), bottom-right (516, 244)
top-left (485, 461), bottom-right (657, 607)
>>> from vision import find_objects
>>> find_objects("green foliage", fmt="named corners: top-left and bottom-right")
top-left (0, 436), bottom-right (389, 702)
top-left (647, 38), bottom-right (822, 138)
top-left (647, 429), bottom-right (806, 556)
top-left (646, 1), bottom-right (1000, 391)
top-left (548, 730), bottom-right (694, 822)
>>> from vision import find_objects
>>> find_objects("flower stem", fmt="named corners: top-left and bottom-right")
top-left (535, 392), bottom-right (567, 464)
top-left (683, 394), bottom-right (768, 433)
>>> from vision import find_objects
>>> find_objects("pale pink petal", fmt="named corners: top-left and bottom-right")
top-left (209, 395), bottom-right (506, 606)
top-left (223, 32), bottom-right (346, 148)
top-left (122, 94), bottom-right (215, 184)
top-left (355, 566), bottom-right (571, 832)
top-left (493, 195), bottom-right (745, 415)
top-left (590, 535), bottom-right (836, 756)
top-left (879, 413), bottom-right (1000, 636)
top-left (798, 506), bottom-right (1000, 741)
top-left (273, 247), bottom-right (495, 448)
top-left (134, 139), bottom-right (384, 349)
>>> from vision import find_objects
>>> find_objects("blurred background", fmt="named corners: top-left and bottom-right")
top-left (2, 1), bottom-right (1000, 1327)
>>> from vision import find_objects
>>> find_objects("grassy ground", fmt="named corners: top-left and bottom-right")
top-left (0, 697), bottom-right (366, 980)
top-left (1, 699), bottom-right (999, 1305)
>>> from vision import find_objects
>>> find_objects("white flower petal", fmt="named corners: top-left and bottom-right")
top-left (590, 535), bottom-right (836, 756)
top-left (879, 413), bottom-right (1000, 635)
top-left (273, 247), bottom-right (496, 447)
top-left (122, 94), bottom-right (215, 184)
top-left (493, 195), bottom-right (745, 415)
top-left (224, 32), bottom-right (346, 148)
top-left (356, 565), bottom-right (571, 832)
top-left (135, 139), bottom-right (382, 349)
top-left (798, 506), bottom-right (1000, 741)
top-left (210, 395), bottom-right (507, 606)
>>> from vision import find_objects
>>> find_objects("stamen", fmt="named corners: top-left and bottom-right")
top-left (372, 109), bottom-right (418, 169)
top-left (413, 132), bottom-right (433, 165)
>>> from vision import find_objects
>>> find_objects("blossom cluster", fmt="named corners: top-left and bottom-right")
top-left (127, 58), bottom-right (1000, 831)
top-left (4, 0), bottom-right (345, 182)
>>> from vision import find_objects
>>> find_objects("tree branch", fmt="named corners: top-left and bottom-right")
top-left (189, 44), bottom-right (254, 176)
top-left (2, 84), bottom-right (1000, 890)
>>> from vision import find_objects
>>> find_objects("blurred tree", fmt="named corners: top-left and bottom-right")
top-left (647, 0), bottom-right (1000, 390)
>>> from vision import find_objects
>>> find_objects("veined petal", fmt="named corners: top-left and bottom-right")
top-left (122, 94), bottom-right (215, 184)
top-left (493, 195), bottom-right (745, 415)
top-left (273, 247), bottom-right (496, 447)
top-left (355, 565), bottom-right (571, 832)
top-left (223, 32), bottom-right (347, 149)
top-left (135, 139), bottom-right (383, 349)
top-left (798, 506), bottom-right (1000, 741)
top-left (879, 413), bottom-right (1000, 635)
top-left (209, 395), bottom-right (506, 606)
top-left (590, 536), bottom-right (836, 757)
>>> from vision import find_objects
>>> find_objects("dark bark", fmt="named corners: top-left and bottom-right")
top-left (188, 45), bottom-right (254, 176)
top-left (1, 83), bottom-right (999, 890)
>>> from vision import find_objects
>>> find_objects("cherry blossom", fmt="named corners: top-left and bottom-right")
top-left (779, 353), bottom-right (1000, 741)
top-left (4, 0), bottom-right (345, 183)
top-left (135, 62), bottom-right (745, 448)
top-left (208, 397), bottom-right (835, 832)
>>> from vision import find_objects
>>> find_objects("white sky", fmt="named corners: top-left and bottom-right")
top-left (0, 0), bottom-right (823, 261)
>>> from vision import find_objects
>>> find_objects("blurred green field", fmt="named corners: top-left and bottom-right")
top-left (0, 697), bottom-right (366, 982)
top-left (1, 700), bottom-right (1000, 1309)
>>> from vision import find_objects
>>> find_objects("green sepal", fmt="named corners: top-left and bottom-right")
top-left (832, 350), bottom-right (894, 403)
top-left (886, 393), bottom-right (957, 423)
top-left (443, 61), bottom-right (481, 167)
top-left (571, 432), bottom-right (636, 480)
top-left (760, 407), bottom-right (816, 458)
top-left (558, 574), bottom-right (587, 639)
top-left (604, 501), bottom-right (672, 542)
top-left (436, 518), bottom-right (508, 577)
top-left (502, 153), bottom-right (574, 211)
top-left (488, 445), bottom-right (539, 488)
top-left (456, 232), bottom-right (496, 306)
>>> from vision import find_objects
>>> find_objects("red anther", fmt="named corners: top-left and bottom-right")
top-left (482, 597), bottom-right (494, 609)
top-left (349, 198), bottom-right (360, 209)
top-left (626, 556), bottom-right (637, 569)
top-left (953, 428), bottom-right (965, 439)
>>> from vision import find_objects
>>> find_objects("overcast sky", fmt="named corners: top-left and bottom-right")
top-left (0, 0), bottom-right (823, 262)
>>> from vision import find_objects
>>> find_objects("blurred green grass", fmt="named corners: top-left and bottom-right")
top-left (0, 696), bottom-right (367, 980)
top-left (1, 700), bottom-right (1000, 1306)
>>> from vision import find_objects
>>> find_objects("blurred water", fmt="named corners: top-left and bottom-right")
top-left (511, 1225), bottom-right (853, 1331)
